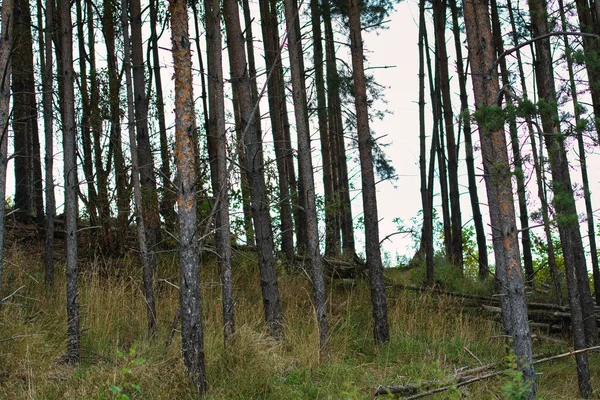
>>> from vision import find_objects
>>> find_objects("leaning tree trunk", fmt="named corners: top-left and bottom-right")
top-left (122, 0), bottom-right (157, 338)
top-left (348, 0), bottom-right (389, 344)
top-left (204, 0), bottom-right (235, 346)
top-left (170, 0), bottom-right (207, 393)
top-left (0, 0), bottom-right (14, 301)
top-left (59, 0), bottom-right (80, 364)
top-left (283, 0), bottom-right (331, 359)
top-left (462, 0), bottom-right (536, 396)
top-left (223, 0), bottom-right (283, 337)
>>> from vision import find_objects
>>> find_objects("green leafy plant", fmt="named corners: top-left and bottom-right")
top-left (108, 346), bottom-right (145, 400)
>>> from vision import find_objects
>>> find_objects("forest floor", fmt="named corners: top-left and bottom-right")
top-left (1, 231), bottom-right (599, 399)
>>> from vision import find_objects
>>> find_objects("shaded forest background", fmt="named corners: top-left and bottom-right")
top-left (2, 0), bottom-right (600, 397)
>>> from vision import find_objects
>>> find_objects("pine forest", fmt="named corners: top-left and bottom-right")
top-left (1, 0), bottom-right (600, 397)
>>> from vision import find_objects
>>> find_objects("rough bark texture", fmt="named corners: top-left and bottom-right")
top-left (449, 0), bottom-right (488, 278)
top-left (529, 0), bottom-right (595, 394)
top-left (348, 0), bottom-right (389, 344)
top-left (204, 0), bottom-right (235, 345)
top-left (170, 0), bottom-right (207, 392)
top-left (283, 0), bottom-right (331, 358)
top-left (462, 0), bottom-right (535, 396)
top-left (223, 0), bottom-right (283, 337)
top-left (59, 0), bottom-right (80, 364)
top-left (432, 0), bottom-right (462, 268)
top-left (13, 0), bottom-right (44, 224)
top-left (0, 0), bottom-right (14, 300)
top-left (529, 0), bottom-right (597, 346)
top-left (41, 0), bottom-right (55, 293)
top-left (122, 0), bottom-right (157, 338)
top-left (258, 0), bottom-right (296, 263)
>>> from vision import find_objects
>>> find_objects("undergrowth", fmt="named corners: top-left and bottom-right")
top-left (0, 243), bottom-right (599, 399)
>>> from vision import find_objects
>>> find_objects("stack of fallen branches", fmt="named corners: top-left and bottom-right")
top-left (372, 346), bottom-right (600, 398)
top-left (390, 284), bottom-right (600, 332)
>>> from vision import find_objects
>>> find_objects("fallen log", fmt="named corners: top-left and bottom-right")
top-left (373, 346), bottom-right (600, 397)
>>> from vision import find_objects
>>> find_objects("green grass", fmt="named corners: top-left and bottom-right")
top-left (1, 243), bottom-right (599, 399)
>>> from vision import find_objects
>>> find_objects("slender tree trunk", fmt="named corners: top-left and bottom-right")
top-left (123, 0), bottom-right (157, 338)
top-left (59, 0), bottom-right (80, 364)
top-left (13, 0), bottom-right (43, 223)
top-left (418, 0), bottom-right (434, 285)
top-left (223, 0), bottom-right (283, 337)
top-left (348, 0), bottom-right (389, 344)
top-left (170, 0), bottom-right (207, 392)
top-left (149, 0), bottom-right (176, 231)
top-left (432, 0), bottom-right (462, 268)
top-left (0, 0), bottom-right (14, 301)
top-left (528, 0), bottom-right (597, 350)
top-left (462, 0), bottom-right (535, 395)
top-left (506, 0), bottom-right (562, 303)
top-left (130, 0), bottom-right (161, 261)
top-left (558, 0), bottom-right (600, 306)
top-left (258, 0), bottom-right (295, 263)
top-left (204, 0), bottom-right (235, 346)
top-left (449, 0), bottom-right (488, 278)
top-left (490, 0), bottom-right (534, 286)
top-left (75, 0), bottom-right (98, 227)
top-left (283, 0), bottom-right (331, 358)
top-left (103, 0), bottom-right (129, 251)
top-left (40, 0), bottom-right (55, 293)
top-left (311, 0), bottom-right (335, 257)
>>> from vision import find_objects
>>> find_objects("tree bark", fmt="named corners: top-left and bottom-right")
top-left (170, 0), bottom-right (207, 392)
top-left (0, 0), bottom-right (14, 301)
top-left (223, 0), bottom-right (283, 337)
top-left (462, 0), bottom-right (535, 395)
top-left (204, 0), bottom-right (235, 346)
top-left (449, 0), bottom-right (488, 278)
top-left (59, 0), bottom-right (80, 364)
top-left (348, 0), bottom-right (389, 344)
top-left (283, 0), bottom-right (331, 358)
top-left (122, 0), bottom-right (157, 338)
top-left (258, 0), bottom-right (296, 263)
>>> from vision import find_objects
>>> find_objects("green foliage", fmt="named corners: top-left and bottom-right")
top-left (501, 351), bottom-right (532, 400)
top-left (108, 346), bottom-right (146, 400)
top-left (473, 105), bottom-right (506, 132)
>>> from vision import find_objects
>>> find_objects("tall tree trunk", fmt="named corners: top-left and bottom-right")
top-left (75, 0), bottom-right (99, 227)
top-left (283, 0), bottom-right (331, 359)
top-left (449, 0), bottom-right (488, 278)
top-left (528, 0), bottom-right (597, 350)
top-left (130, 0), bottom-right (161, 262)
top-left (59, 0), bottom-right (80, 364)
top-left (432, 0), bottom-right (462, 268)
top-left (13, 0), bottom-right (43, 223)
top-left (558, 0), bottom-right (600, 306)
top-left (258, 0), bottom-right (295, 263)
top-left (506, 0), bottom-right (562, 303)
top-left (418, 0), bottom-right (434, 285)
top-left (204, 0), bottom-right (235, 346)
top-left (123, 0), bottom-right (157, 338)
top-left (223, 0), bottom-right (283, 337)
top-left (0, 0), bottom-right (14, 301)
top-left (103, 0), bottom-right (129, 251)
top-left (490, 0), bottom-right (534, 286)
top-left (39, 0), bottom-right (55, 292)
top-left (462, 0), bottom-right (535, 395)
top-left (149, 0), bottom-right (176, 231)
top-left (348, 0), bottom-right (389, 344)
top-left (311, 0), bottom-right (335, 257)
top-left (324, 0), bottom-right (353, 256)
top-left (170, 0), bottom-right (207, 392)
